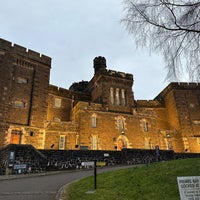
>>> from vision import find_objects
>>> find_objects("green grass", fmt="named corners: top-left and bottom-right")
top-left (62, 158), bottom-right (200, 200)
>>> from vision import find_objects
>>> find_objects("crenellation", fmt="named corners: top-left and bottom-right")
top-left (27, 49), bottom-right (40, 59)
top-left (0, 38), bottom-right (51, 65)
top-left (40, 54), bottom-right (51, 65)
top-left (137, 100), bottom-right (164, 108)
top-left (107, 70), bottom-right (133, 80)
top-left (49, 85), bottom-right (59, 92)
top-left (155, 82), bottom-right (200, 100)
top-left (0, 38), bottom-right (12, 50)
top-left (13, 44), bottom-right (27, 54)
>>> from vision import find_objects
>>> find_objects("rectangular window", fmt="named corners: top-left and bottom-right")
top-left (91, 135), bottom-right (98, 150)
top-left (197, 138), bottom-right (200, 145)
top-left (59, 135), bottom-right (66, 150)
top-left (142, 121), bottom-right (148, 132)
top-left (118, 118), bottom-right (124, 131)
top-left (115, 88), bottom-right (120, 105)
top-left (91, 115), bottom-right (97, 128)
top-left (14, 100), bottom-right (25, 108)
top-left (16, 77), bottom-right (28, 84)
top-left (121, 89), bottom-right (126, 106)
top-left (110, 87), bottom-right (114, 105)
top-left (54, 98), bottom-right (61, 108)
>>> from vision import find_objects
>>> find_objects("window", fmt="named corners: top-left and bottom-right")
top-left (91, 135), bottom-right (98, 150)
top-left (110, 87), bottom-right (114, 105)
top-left (54, 98), bottom-right (61, 108)
top-left (59, 135), bottom-right (66, 150)
top-left (197, 138), bottom-right (200, 145)
top-left (91, 114), bottom-right (97, 128)
top-left (142, 120), bottom-right (148, 132)
top-left (29, 131), bottom-right (35, 136)
top-left (115, 88), bottom-right (120, 105)
top-left (14, 100), bottom-right (26, 108)
top-left (16, 77), bottom-right (28, 84)
top-left (117, 116), bottom-right (125, 131)
top-left (121, 89), bottom-right (126, 106)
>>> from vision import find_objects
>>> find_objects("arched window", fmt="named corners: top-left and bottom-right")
top-left (142, 119), bottom-right (148, 132)
top-left (110, 87), bottom-right (114, 105)
top-left (91, 114), bottom-right (97, 128)
top-left (121, 89), bottom-right (126, 106)
top-left (115, 88), bottom-right (120, 105)
top-left (116, 116), bottom-right (125, 131)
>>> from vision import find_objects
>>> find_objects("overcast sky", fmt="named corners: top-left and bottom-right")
top-left (1, 0), bottom-right (171, 99)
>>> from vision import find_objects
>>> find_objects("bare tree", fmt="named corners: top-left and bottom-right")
top-left (122, 0), bottom-right (200, 81)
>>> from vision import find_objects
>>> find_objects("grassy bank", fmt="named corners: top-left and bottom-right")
top-left (62, 158), bottom-right (200, 200)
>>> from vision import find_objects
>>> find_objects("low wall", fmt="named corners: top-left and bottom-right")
top-left (0, 145), bottom-right (199, 175)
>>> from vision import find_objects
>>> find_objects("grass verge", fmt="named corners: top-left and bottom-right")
top-left (62, 158), bottom-right (200, 200)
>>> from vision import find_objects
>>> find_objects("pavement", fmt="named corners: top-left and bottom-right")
top-left (0, 165), bottom-right (136, 200)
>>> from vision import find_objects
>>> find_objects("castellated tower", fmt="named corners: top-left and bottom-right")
top-left (0, 38), bottom-right (51, 147)
top-left (88, 56), bottom-right (135, 113)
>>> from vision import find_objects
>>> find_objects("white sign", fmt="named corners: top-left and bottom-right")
top-left (81, 162), bottom-right (94, 167)
top-left (13, 164), bottom-right (27, 170)
top-left (177, 176), bottom-right (200, 200)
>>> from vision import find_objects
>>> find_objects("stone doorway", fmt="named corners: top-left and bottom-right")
top-left (10, 130), bottom-right (22, 144)
top-left (117, 135), bottom-right (129, 150)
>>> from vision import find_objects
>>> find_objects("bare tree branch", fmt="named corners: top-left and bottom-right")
top-left (122, 0), bottom-right (200, 81)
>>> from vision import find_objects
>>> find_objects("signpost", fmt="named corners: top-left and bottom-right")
top-left (96, 162), bottom-right (106, 167)
top-left (177, 176), bottom-right (200, 200)
top-left (81, 162), bottom-right (94, 167)
top-left (94, 160), bottom-right (97, 190)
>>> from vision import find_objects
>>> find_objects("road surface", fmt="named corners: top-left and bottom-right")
top-left (0, 165), bottom-right (134, 200)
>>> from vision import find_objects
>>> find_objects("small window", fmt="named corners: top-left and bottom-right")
top-left (16, 77), bottom-right (28, 84)
top-left (115, 88), bottom-right (120, 105)
top-left (54, 98), bottom-right (61, 108)
top-left (59, 135), bottom-right (66, 150)
top-left (14, 100), bottom-right (26, 108)
top-left (91, 114), bottom-right (97, 128)
top-left (117, 117), bottom-right (125, 131)
top-left (142, 120), bottom-right (148, 132)
top-left (110, 87), bottom-right (114, 105)
top-left (91, 135), bottom-right (98, 150)
top-left (197, 138), bottom-right (200, 145)
top-left (121, 89), bottom-right (126, 106)
top-left (30, 131), bottom-right (35, 136)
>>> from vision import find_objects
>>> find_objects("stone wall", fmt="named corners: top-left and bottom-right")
top-left (0, 144), bottom-right (199, 175)
top-left (0, 144), bottom-right (47, 175)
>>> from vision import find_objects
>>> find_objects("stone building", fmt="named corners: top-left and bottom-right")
top-left (0, 38), bottom-right (200, 153)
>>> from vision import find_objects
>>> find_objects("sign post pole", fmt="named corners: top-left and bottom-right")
top-left (94, 160), bottom-right (97, 190)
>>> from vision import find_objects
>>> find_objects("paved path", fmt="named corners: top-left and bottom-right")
top-left (0, 165), bottom-right (134, 200)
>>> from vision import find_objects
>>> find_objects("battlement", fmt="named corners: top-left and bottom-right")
top-left (0, 38), bottom-right (51, 66)
top-left (49, 85), bottom-right (91, 102)
top-left (107, 70), bottom-right (133, 80)
top-left (171, 82), bottom-right (200, 89)
top-left (136, 100), bottom-right (163, 108)
top-left (93, 56), bottom-right (133, 81)
top-left (49, 85), bottom-right (72, 98)
top-left (155, 82), bottom-right (200, 100)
